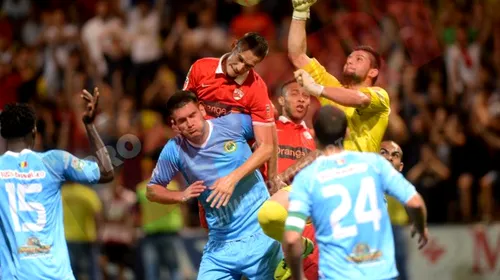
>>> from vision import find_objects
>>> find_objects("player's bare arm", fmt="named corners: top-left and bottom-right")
top-left (405, 194), bottom-right (429, 249)
top-left (294, 69), bottom-right (371, 108)
top-left (207, 124), bottom-right (275, 208)
top-left (147, 180), bottom-right (206, 204)
top-left (273, 149), bottom-right (322, 188)
top-left (267, 126), bottom-right (279, 179)
top-left (288, 0), bottom-right (318, 69)
top-left (81, 87), bottom-right (114, 183)
top-left (284, 231), bottom-right (307, 280)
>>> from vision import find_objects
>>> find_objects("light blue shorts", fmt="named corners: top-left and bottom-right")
top-left (197, 230), bottom-right (283, 280)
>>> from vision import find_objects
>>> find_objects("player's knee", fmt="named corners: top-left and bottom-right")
top-left (258, 200), bottom-right (288, 241)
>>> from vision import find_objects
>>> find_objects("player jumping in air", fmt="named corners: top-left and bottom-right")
top-left (146, 90), bottom-right (282, 280)
top-left (182, 32), bottom-right (278, 227)
top-left (283, 105), bottom-right (429, 280)
top-left (0, 88), bottom-right (113, 279)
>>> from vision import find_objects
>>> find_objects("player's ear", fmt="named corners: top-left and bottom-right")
top-left (368, 68), bottom-right (379, 80)
top-left (399, 162), bottom-right (404, 172)
top-left (198, 103), bottom-right (207, 117)
top-left (278, 96), bottom-right (285, 107)
top-left (170, 119), bottom-right (180, 133)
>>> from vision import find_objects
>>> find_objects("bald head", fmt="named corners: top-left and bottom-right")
top-left (380, 141), bottom-right (403, 172)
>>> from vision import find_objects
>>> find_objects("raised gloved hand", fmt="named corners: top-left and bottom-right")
top-left (292, 0), bottom-right (318, 20)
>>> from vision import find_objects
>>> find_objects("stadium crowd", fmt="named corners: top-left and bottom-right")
top-left (1, 0), bottom-right (500, 279)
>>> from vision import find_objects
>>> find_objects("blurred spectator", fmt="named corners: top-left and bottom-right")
top-left (127, 0), bottom-right (161, 104)
top-left (182, 5), bottom-right (227, 59)
top-left (2, 0), bottom-right (30, 20)
top-left (229, 4), bottom-right (276, 43)
top-left (407, 143), bottom-right (450, 223)
top-left (136, 153), bottom-right (184, 280)
top-left (445, 22), bottom-right (481, 97)
top-left (81, 0), bottom-right (123, 78)
top-left (62, 183), bottom-right (102, 280)
top-left (99, 172), bottom-right (137, 280)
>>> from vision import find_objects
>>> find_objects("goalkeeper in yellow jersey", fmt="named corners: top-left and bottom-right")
top-left (289, 2), bottom-right (390, 153)
top-left (258, 1), bottom-right (391, 279)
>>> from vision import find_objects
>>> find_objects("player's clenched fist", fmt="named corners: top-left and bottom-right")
top-left (182, 181), bottom-right (207, 202)
top-left (294, 69), bottom-right (324, 97)
top-left (292, 0), bottom-right (317, 20)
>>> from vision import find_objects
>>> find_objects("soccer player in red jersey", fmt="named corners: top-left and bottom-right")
top-left (257, 80), bottom-right (319, 280)
top-left (182, 32), bottom-right (278, 223)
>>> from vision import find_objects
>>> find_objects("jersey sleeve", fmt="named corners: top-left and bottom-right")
top-left (285, 168), bottom-right (313, 234)
top-left (377, 155), bottom-right (418, 204)
top-left (248, 78), bottom-right (275, 125)
top-left (231, 113), bottom-right (254, 140)
top-left (182, 61), bottom-right (200, 92)
top-left (148, 139), bottom-right (181, 187)
top-left (359, 87), bottom-right (390, 113)
top-left (45, 150), bottom-right (101, 185)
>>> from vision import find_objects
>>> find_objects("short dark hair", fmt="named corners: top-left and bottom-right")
top-left (235, 32), bottom-right (269, 59)
top-left (166, 90), bottom-right (199, 117)
top-left (313, 105), bottom-right (348, 147)
top-left (280, 79), bottom-right (298, 96)
top-left (0, 103), bottom-right (36, 139)
top-left (353, 45), bottom-right (381, 84)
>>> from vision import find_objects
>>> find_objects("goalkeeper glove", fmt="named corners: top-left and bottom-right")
top-left (294, 69), bottom-right (324, 97)
top-left (292, 0), bottom-right (318, 20)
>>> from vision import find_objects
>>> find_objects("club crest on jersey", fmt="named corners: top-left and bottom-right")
top-left (346, 243), bottom-right (382, 263)
top-left (224, 141), bottom-right (237, 153)
top-left (19, 161), bottom-right (28, 168)
top-left (18, 236), bottom-right (52, 258)
top-left (233, 88), bottom-right (244, 100)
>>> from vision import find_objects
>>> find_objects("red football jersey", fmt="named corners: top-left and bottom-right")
top-left (184, 55), bottom-right (274, 230)
top-left (260, 116), bottom-right (316, 180)
top-left (183, 55), bottom-right (274, 125)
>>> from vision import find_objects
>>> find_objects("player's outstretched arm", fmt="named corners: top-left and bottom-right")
top-left (147, 180), bottom-right (206, 205)
top-left (271, 149), bottom-right (322, 192)
top-left (294, 69), bottom-right (371, 108)
top-left (379, 155), bottom-right (429, 249)
top-left (81, 87), bottom-right (114, 183)
top-left (288, 0), bottom-right (317, 69)
top-left (405, 194), bottom-right (429, 249)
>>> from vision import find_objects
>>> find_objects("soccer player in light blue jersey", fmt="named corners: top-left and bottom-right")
top-left (146, 90), bottom-right (282, 279)
top-left (283, 105), bottom-right (429, 280)
top-left (0, 88), bottom-right (114, 280)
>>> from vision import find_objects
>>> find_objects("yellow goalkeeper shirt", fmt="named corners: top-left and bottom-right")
top-left (302, 58), bottom-right (390, 153)
top-left (303, 59), bottom-right (407, 225)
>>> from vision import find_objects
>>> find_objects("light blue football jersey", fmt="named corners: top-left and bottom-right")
top-left (0, 149), bottom-right (100, 280)
top-left (288, 151), bottom-right (417, 280)
top-left (149, 113), bottom-right (269, 241)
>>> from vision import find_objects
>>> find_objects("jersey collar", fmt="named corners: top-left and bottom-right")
top-left (216, 53), bottom-right (250, 85)
top-left (278, 116), bottom-right (308, 130)
top-left (4, 149), bottom-right (32, 157)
